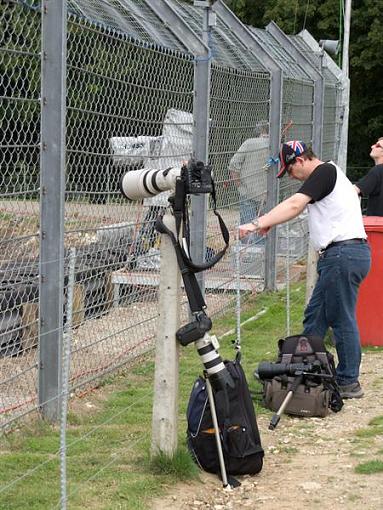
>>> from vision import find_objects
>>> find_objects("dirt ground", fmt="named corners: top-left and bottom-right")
top-left (151, 350), bottom-right (383, 510)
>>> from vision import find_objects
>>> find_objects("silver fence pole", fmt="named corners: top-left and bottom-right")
top-left (265, 67), bottom-right (283, 291)
top-left (213, 1), bottom-right (283, 291)
top-left (39, 0), bottom-right (67, 421)
top-left (142, 0), bottom-right (210, 296)
top-left (285, 225), bottom-right (290, 336)
top-left (305, 241), bottom-right (318, 305)
top-left (190, 0), bottom-right (212, 293)
top-left (337, 0), bottom-right (351, 172)
top-left (267, 23), bottom-right (324, 156)
top-left (60, 248), bottom-right (75, 510)
top-left (266, 23), bottom-right (324, 301)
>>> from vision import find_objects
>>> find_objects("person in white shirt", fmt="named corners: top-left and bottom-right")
top-left (240, 141), bottom-right (371, 399)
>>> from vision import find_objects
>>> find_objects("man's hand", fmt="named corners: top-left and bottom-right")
top-left (239, 217), bottom-right (270, 239)
top-left (239, 192), bottom-right (309, 239)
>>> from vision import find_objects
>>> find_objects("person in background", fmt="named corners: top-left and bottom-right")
top-left (240, 141), bottom-right (371, 399)
top-left (354, 137), bottom-right (383, 216)
top-left (228, 121), bottom-right (269, 244)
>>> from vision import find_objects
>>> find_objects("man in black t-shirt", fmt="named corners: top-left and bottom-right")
top-left (240, 141), bottom-right (371, 399)
top-left (355, 137), bottom-right (383, 216)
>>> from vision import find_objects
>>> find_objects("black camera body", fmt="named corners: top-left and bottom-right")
top-left (176, 312), bottom-right (213, 346)
top-left (181, 159), bottom-right (213, 195)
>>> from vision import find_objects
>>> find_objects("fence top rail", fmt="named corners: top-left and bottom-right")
top-left (66, 0), bottom-right (197, 58)
top-left (291, 34), bottom-right (339, 85)
top-left (248, 27), bottom-right (313, 82)
top-left (66, 0), bottom-right (267, 72)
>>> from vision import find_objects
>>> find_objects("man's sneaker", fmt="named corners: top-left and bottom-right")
top-left (339, 382), bottom-right (364, 399)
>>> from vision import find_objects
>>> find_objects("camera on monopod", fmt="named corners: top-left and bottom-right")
top-left (119, 158), bottom-right (264, 487)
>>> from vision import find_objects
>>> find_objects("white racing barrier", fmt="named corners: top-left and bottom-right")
top-left (110, 136), bottom-right (164, 168)
top-left (110, 108), bottom-right (193, 206)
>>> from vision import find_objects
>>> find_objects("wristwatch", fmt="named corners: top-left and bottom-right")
top-left (251, 219), bottom-right (260, 230)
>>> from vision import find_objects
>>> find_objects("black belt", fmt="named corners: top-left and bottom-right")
top-left (323, 238), bottom-right (367, 252)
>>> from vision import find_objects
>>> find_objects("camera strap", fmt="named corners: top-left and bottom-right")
top-left (155, 215), bottom-right (207, 313)
top-left (172, 178), bottom-right (230, 273)
top-left (155, 177), bottom-right (229, 314)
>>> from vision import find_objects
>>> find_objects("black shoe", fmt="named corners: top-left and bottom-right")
top-left (339, 381), bottom-right (364, 399)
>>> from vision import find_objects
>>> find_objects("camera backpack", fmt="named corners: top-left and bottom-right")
top-left (261, 335), bottom-right (343, 418)
top-left (187, 355), bottom-right (264, 476)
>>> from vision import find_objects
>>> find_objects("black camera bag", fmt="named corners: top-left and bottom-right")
top-left (261, 335), bottom-right (343, 417)
top-left (187, 356), bottom-right (264, 476)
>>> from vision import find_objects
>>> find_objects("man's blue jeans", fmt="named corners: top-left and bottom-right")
top-left (303, 242), bottom-right (371, 386)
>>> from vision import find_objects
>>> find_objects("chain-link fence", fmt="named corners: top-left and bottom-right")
top-left (0, 0), bottom-right (345, 430)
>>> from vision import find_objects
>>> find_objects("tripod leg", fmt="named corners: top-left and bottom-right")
top-left (205, 377), bottom-right (229, 488)
top-left (269, 390), bottom-right (294, 430)
top-left (269, 374), bottom-right (303, 430)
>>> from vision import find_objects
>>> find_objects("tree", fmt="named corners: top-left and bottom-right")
top-left (226, 0), bottom-right (383, 179)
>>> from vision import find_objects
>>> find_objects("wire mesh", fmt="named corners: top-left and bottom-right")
top-left (68, 0), bottom-right (189, 52)
top-left (64, 10), bottom-right (195, 394)
top-left (292, 31), bottom-right (344, 165)
top-left (0, 0), bottom-right (345, 432)
top-left (169, 0), bottom-right (266, 72)
top-left (322, 84), bottom-right (341, 162)
top-left (0, 0), bottom-right (41, 427)
top-left (248, 27), bottom-right (312, 81)
top-left (206, 63), bottom-right (270, 302)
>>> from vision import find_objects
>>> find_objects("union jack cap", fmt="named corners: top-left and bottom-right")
top-left (277, 140), bottom-right (307, 178)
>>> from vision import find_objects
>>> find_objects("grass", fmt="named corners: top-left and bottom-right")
top-left (353, 416), bottom-right (383, 474)
top-left (0, 282), bottom-right (308, 509)
top-left (355, 415), bottom-right (383, 439)
top-left (355, 460), bottom-right (383, 475)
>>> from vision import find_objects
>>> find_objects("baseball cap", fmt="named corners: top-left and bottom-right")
top-left (277, 140), bottom-right (307, 178)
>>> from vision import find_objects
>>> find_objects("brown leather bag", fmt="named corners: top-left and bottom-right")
top-left (263, 376), bottom-right (330, 417)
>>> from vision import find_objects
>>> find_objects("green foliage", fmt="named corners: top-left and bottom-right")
top-left (226, 0), bottom-right (383, 180)
top-left (347, 0), bottom-right (383, 173)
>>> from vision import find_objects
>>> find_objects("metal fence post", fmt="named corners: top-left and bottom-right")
top-left (265, 69), bottom-right (283, 291)
top-left (338, 0), bottom-right (351, 172)
top-left (190, 1), bottom-right (211, 293)
top-left (142, 0), bottom-right (210, 295)
top-left (60, 248), bottom-right (75, 510)
top-left (213, 1), bottom-right (282, 291)
top-left (39, 0), bottom-right (67, 421)
top-left (266, 22), bottom-right (325, 299)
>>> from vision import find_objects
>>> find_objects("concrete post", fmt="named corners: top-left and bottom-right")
top-left (151, 211), bottom-right (181, 455)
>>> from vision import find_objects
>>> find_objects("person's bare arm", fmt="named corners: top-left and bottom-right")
top-left (354, 184), bottom-right (361, 195)
top-left (239, 192), bottom-right (311, 238)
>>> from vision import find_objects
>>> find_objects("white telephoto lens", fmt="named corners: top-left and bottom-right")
top-left (120, 167), bottom-right (180, 200)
